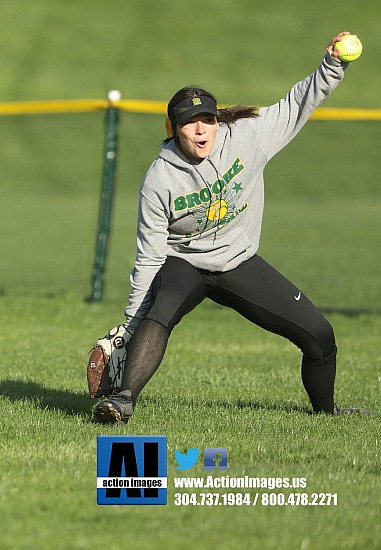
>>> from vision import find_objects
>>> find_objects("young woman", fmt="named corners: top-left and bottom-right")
top-left (91, 32), bottom-right (363, 423)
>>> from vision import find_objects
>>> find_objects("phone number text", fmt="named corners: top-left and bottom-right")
top-left (174, 492), bottom-right (338, 507)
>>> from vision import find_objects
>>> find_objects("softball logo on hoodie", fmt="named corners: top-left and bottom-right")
top-left (173, 157), bottom-right (248, 236)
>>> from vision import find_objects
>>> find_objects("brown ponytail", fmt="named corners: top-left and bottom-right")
top-left (217, 104), bottom-right (259, 124)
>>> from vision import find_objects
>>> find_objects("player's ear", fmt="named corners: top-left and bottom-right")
top-left (165, 117), bottom-right (174, 138)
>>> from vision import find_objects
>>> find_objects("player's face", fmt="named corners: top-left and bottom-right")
top-left (177, 114), bottom-right (218, 162)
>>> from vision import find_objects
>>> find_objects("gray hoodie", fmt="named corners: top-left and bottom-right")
top-left (124, 52), bottom-right (347, 329)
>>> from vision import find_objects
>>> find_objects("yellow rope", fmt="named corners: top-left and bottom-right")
top-left (0, 98), bottom-right (380, 120)
top-left (0, 99), bottom-right (108, 115)
top-left (310, 108), bottom-right (381, 120)
top-left (0, 98), bottom-right (167, 115)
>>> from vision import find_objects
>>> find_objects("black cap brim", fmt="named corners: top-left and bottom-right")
top-left (173, 96), bottom-right (218, 126)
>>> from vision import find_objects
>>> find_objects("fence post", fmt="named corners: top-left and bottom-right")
top-left (87, 90), bottom-right (121, 302)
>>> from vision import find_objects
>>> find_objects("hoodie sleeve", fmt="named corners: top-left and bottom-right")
top-left (124, 189), bottom-right (169, 330)
top-left (256, 52), bottom-right (348, 161)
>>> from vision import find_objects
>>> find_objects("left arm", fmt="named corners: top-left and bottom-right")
top-left (256, 32), bottom-right (351, 160)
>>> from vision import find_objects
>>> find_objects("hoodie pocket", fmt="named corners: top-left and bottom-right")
top-left (172, 227), bottom-right (252, 255)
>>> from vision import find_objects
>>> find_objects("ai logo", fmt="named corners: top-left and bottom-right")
top-left (97, 436), bottom-right (167, 505)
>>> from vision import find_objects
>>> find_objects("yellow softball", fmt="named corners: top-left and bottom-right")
top-left (334, 35), bottom-right (362, 62)
top-left (206, 199), bottom-right (228, 221)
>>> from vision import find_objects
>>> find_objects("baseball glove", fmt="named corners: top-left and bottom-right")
top-left (87, 324), bottom-right (133, 398)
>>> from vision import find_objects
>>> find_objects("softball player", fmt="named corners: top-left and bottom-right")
top-left (92, 32), bottom-right (366, 423)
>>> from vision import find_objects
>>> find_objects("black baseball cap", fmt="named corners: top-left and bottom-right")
top-left (172, 96), bottom-right (218, 125)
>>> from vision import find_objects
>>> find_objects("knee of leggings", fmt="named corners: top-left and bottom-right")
top-left (302, 319), bottom-right (336, 364)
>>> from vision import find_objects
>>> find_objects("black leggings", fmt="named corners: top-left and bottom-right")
top-left (147, 255), bottom-right (336, 362)
top-left (142, 254), bottom-right (336, 413)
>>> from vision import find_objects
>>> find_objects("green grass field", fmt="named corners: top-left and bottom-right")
top-left (1, 1), bottom-right (380, 549)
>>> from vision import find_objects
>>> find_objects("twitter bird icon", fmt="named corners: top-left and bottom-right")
top-left (175, 448), bottom-right (200, 470)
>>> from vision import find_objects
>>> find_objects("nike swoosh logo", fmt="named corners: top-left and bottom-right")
top-left (294, 292), bottom-right (301, 301)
